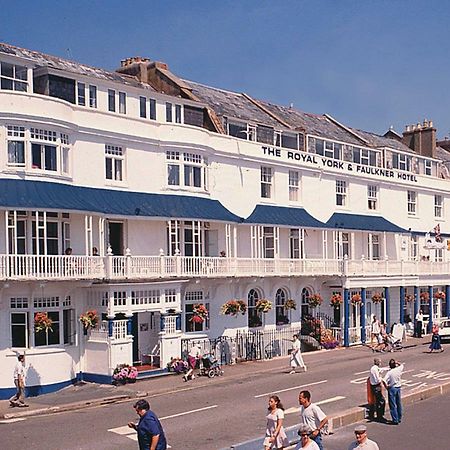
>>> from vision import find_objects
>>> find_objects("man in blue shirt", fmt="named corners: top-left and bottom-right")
top-left (128, 399), bottom-right (167, 450)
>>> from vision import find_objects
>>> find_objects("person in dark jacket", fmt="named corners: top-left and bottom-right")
top-left (128, 399), bottom-right (167, 450)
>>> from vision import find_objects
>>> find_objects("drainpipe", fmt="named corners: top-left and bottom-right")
top-left (344, 288), bottom-right (350, 347)
top-left (360, 288), bottom-right (366, 344)
top-left (399, 286), bottom-right (405, 324)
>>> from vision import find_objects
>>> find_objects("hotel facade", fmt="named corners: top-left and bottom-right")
top-left (0, 43), bottom-right (449, 398)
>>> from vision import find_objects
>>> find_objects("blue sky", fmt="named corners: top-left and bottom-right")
top-left (1, 0), bottom-right (450, 137)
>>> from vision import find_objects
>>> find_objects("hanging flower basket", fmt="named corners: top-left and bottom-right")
top-left (434, 290), bottom-right (446, 300)
top-left (34, 312), bottom-right (53, 333)
top-left (190, 303), bottom-right (208, 323)
top-left (308, 294), bottom-right (323, 308)
top-left (79, 309), bottom-right (99, 330)
top-left (330, 293), bottom-right (342, 308)
top-left (405, 293), bottom-right (415, 303)
top-left (420, 291), bottom-right (430, 302)
top-left (371, 292), bottom-right (383, 304)
top-left (255, 299), bottom-right (272, 313)
top-left (220, 299), bottom-right (247, 316)
top-left (284, 299), bottom-right (297, 310)
top-left (351, 293), bottom-right (362, 305)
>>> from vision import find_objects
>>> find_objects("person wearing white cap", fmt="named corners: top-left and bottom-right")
top-left (294, 424), bottom-right (319, 449)
top-left (348, 424), bottom-right (379, 450)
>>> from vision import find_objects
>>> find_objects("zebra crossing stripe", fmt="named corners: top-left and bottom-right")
top-left (108, 426), bottom-right (171, 447)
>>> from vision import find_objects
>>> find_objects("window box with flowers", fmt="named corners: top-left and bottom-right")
top-left (220, 299), bottom-right (247, 316)
top-left (330, 293), bottom-right (342, 308)
top-left (371, 292), bottom-right (383, 304)
top-left (255, 299), bottom-right (272, 313)
top-left (351, 293), bottom-right (362, 305)
top-left (434, 290), bottom-right (446, 300)
top-left (308, 294), bottom-right (323, 308)
top-left (112, 364), bottom-right (138, 384)
top-left (79, 309), bottom-right (99, 334)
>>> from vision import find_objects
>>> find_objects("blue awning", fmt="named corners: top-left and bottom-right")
top-left (0, 179), bottom-right (241, 222)
top-left (325, 213), bottom-right (406, 233)
top-left (244, 205), bottom-right (326, 228)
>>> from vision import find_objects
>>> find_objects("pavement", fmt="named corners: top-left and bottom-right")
top-left (0, 334), bottom-right (438, 426)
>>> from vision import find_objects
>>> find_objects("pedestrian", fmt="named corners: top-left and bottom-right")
top-left (368, 358), bottom-right (386, 422)
top-left (263, 395), bottom-right (290, 450)
top-left (294, 424), bottom-right (320, 449)
top-left (370, 316), bottom-right (381, 348)
top-left (428, 322), bottom-right (444, 353)
top-left (128, 399), bottom-right (167, 450)
top-left (415, 309), bottom-right (424, 338)
top-left (183, 343), bottom-right (201, 381)
top-left (9, 354), bottom-right (28, 407)
top-left (348, 424), bottom-right (379, 450)
top-left (383, 359), bottom-right (404, 425)
top-left (298, 390), bottom-right (328, 450)
top-left (289, 334), bottom-right (307, 374)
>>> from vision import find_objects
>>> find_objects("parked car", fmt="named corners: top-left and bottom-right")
top-left (439, 319), bottom-right (450, 342)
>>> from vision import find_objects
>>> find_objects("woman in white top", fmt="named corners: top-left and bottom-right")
top-left (264, 395), bottom-right (290, 450)
top-left (290, 334), bottom-right (307, 374)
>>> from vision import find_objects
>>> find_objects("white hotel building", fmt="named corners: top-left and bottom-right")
top-left (0, 43), bottom-right (449, 397)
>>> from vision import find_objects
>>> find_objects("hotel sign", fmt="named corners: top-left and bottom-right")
top-left (261, 146), bottom-right (418, 183)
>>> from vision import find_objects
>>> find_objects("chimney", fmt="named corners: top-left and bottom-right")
top-left (402, 119), bottom-right (436, 158)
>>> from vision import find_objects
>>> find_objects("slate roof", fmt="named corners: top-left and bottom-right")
top-left (349, 127), bottom-right (415, 154)
top-left (0, 42), bottom-right (155, 91)
top-left (186, 80), bottom-right (281, 128)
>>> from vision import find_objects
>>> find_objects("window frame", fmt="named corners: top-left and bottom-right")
top-left (288, 170), bottom-right (300, 202)
top-left (336, 180), bottom-right (347, 206)
top-left (407, 190), bottom-right (417, 215)
top-left (105, 144), bottom-right (125, 182)
top-left (108, 89), bottom-right (116, 112)
top-left (434, 194), bottom-right (443, 218)
top-left (0, 61), bottom-right (28, 92)
top-left (367, 185), bottom-right (378, 210)
top-left (261, 166), bottom-right (273, 199)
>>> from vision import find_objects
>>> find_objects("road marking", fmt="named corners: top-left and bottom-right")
top-left (254, 380), bottom-right (327, 398)
top-left (285, 396), bottom-right (345, 415)
top-left (0, 418), bottom-right (26, 424)
top-left (108, 426), bottom-right (171, 447)
top-left (160, 404), bottom-right (218, 420)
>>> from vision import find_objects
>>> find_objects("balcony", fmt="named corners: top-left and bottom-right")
top-left (0, 254), bottom-right (449, 282)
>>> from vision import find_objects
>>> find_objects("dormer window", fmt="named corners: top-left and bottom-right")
top-left (393, 153), bottom-right (411, 171)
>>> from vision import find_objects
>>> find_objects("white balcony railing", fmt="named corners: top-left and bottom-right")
top-left (1, 254), bottom-right (450, 281)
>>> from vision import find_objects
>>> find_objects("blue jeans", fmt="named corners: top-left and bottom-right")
top-left (312, 433), bottom-right (323, 450)
top-left (388, 386), bottom-right (402, 424)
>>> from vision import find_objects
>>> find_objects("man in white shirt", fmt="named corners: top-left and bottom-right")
top-left (383, 359), bottom-right (404, 425)
top-left (415, 309), bottom-right (424, 338)
top-left (368, 358), bottom-right (386, 422)
top-left (370, 316), bottom-right (381, 347)
top-left (298, 390), bottom-right (328, 450)
top-left (9, 354), bottom-right (28, 407)
top-left (348, 424), bottom-right (379, 450)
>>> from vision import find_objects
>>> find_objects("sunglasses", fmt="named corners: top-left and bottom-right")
top-left (355, 431), bottom-right (366, 435)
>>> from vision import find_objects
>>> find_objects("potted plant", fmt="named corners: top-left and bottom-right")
top-left (112, 364), bottom-right (138, 385)
top-left (330, 293), bottom-right (342, 308)
top-left (308, 293), bottom-right (323, 308)
top-left (79, 309), bottom-right (99, 332)
top-left (255, 299), bottom-right (272, 313)
top-left (34, 312), bottom-right (53, 333)
top-left (191, 303), bottom-right (208, 323)
top-left (371, 292), bottom-right (383, 304)
top-left (351, 293), bottom-right (362, 305)
top-left (284, 299), bottom-right (297, 310)
top-left (220, 299), bottom-right (247, 316)
top-left (321, 328), bottom-right (339, 349)
top-left (434, 290), bottom-right (446, 300)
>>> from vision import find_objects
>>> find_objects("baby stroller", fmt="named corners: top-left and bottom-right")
top-left (199, 353), bottom-right (224, 378)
